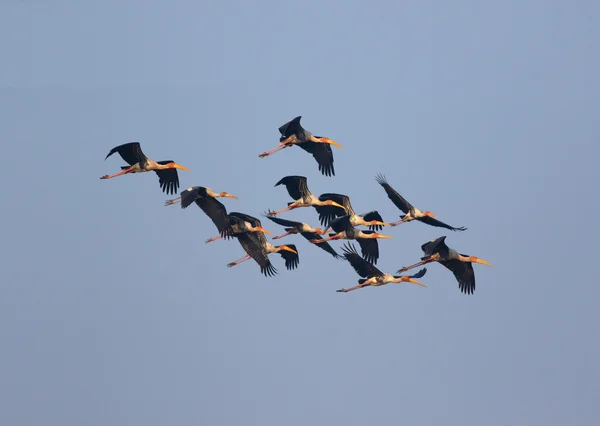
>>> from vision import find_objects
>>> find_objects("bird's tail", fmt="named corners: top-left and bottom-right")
top-left (120, 166), bottom-right (130, 170)
top-left (358, 279), bottom-right (368, 284)
top-left (287, 202), bottom-right (295, 206)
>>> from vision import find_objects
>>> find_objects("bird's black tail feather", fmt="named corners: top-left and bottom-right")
top-left (358, 279), bottom-right (368, 284)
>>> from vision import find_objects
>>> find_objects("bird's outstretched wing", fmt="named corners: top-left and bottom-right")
top-left (301, 233), bottom-right (341, 259)
top-left (296, 142), bottom-right (335, 177)
top-left (440, 258), bottom-right (475, 295)
top-left (275, 175), bottom-right (309, 200)
top-left (154, 160), bottom-right (179, 195)
top-left (105, 142), bottom-right (148, 166)
top-left (393, 268), bottom-right (428, 280)
top-left (196, 197), bottom-right (230, 234)
top-left (418, 215), bottom-right (467, 232)
top-left (356, 237), bottom-right (381, 265)
top-left (179, 186), bottom-right (204, 209)
top-left (278, 116), bottom-right (303, 138)
top-left (328, 215), bottom-right (354, 234)
top-left (340, 243), bottom-right (383, 277)
top-left (236, 232), bottom-right (277, 277)
top-left (362, 210), bottom-right (385, 231)
top-left (277, 244), bottom-right (300, 270)
top-left (421, 236), bottom-right (448, 258)
top-left (264, 215), bottom-right (302, 228)
top-left (375, 174), bottom-right (413, 214)
top-left (315, 193), bottom-right (349, 226)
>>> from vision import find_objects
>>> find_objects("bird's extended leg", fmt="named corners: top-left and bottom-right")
top-left (258, 143), bottom-right (292, 158)
top-left (311, 235), bottom-right (341, 244)
top-left (227, 255), bottom-right (251, 267)
top-left (205, 234), bottom-right (223, 244)
top-left (337, 283), bottom-right (370, 293)
top-left (272, 230), bottom-right (292, 240)
top-left (100, 167), bottom-right (134, 180)
top-left (164, 197), bottom-right (181, 206)
top-left (397, 258), bottom-right (433, 273)
top-left (390, 217), bottom-right (408, 227)
top-left (267, 202), bottom-right (300, 216)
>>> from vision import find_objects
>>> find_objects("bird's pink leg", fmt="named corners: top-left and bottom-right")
top-left (258, 143), bottom-right (292, 158)
top-left (311, 235), bottom-right (341, 244)
top-left (100, 167), bottom-right (134, 180)
top-left (164, 197), bottom-right (181, 206)
top-left (267, 202), bottom-right (299, 216)
top-left (336, 283), bottom-right (370, 293)
top-left (390, 217), bottom-right (408, 227)
top-left (397, 258), bottom-right (432, 273)
top-left (205, 234), bottom-right (223, 244)
top-left (272, 230), bottom-right (292, 240)
top-left (227, 255), bottom-right (251, 267)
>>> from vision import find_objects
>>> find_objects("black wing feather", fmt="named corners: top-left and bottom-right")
top-left (296, 142), bottom-right (335, 177)
top-left (301, 233), bottom-right (341, 258)
top-left (154, 160), bottom-right (179, 195)
top-left (278, 244), bottom-right (300, 270)
top-left (236, 232), bottom-right (277, 277)
top-left (440, 259), bottom-right (475, 295)
top-left (418, 216), bottom-right (467, 232)
top-left (104, 142), bottom-right (148, 166)
top-left (275, 175), bottom-right (309, 200)
top-left (356, 238), bottom-right (380, 265)
top-left (340, 243), bottom-right (383, 278)
top-left (329, 215), bottom-right (354, 233)
top-left (264, 215), bottom-right (302, 228)
top-left (278, 116), bottom-right (304, 138)
top-left (375, 173), bottom-right (413, 214)
top-left (363, 210), bottom-right (385, 231)
top-left (196, 198), bottom-right (230, 234)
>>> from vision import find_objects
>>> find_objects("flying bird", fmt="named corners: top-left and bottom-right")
top-left (375, 174), bottom-right (467, 231)
top-left (165, 186), bottom-right (238, 208)
top-left (398, 236), bottom-right (492, 295)
top-left (313, 193), bottom-right (389, 231)
top-left (336, 243), bottom-right (427, 293)
top-left (227, 231), bottom-right (299, 277)
top-left (267, 176), bottom-right (346, 217)
top-left (264, 214), bottom-right (342, 259)
top-left (311, 214), bottom-right (392, 265)
top-left (204, 212), bottom-right (272, 244)
top-left (258, 116), bottom-right (342, 177)
top-left (100, 142), bottom-right (190, 194)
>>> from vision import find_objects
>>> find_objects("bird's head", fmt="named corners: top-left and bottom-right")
top-left (168, 162), bottom-right (190, 172)
top-left (319, 137), bottom-right (343, 149)
top-left (279, 245), bottom-right (298, 254)
top-left (219, 192), bottom-right (238, 199)
top-left (470, 256), bottom-right (493, 267)
top-left (424, 211), bottom-right (437, 218)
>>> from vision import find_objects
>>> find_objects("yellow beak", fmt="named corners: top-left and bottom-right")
top-left (376, 234), bottom-right (393, 239)
top-left (326, 139), bottom-right (343, 149)
top-left (281, 245), bottom-right (298, 254)
top-left (407, 278), bottom-right (426, 288)
top-left (258, 227), bottom-right (272, 235)
top-left (331, 201), bottom-right (346, 210)
top-left (173, 164), bottom-right (191, 172)
top-left (475, 258), bottom-right (493, 267)
top-left (225, 193), bottom-right (239, 199)
top-left (374, 221), bottom-right (390, 227)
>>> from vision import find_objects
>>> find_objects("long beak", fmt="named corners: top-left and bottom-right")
top-left (331, 201), bottom-right (346, 210)
top-left (475, 258), bottom-right (493, 267)
top-left (224, 193), bottom-right (238, 199)
top-left (281, 245), bottom-right (298, 254)
top-left (376, 234), bottom-right (393, 239)
top-left (258, 227), bottom-right (272, 235)
top-left (407, 278), bottom-right (426, 288)
top-left (374, 221), bottom-right (390, 227)
top-left (173, 164), bottom-right (190, 172)
top-left (326, 139), bottom-right (343, 149)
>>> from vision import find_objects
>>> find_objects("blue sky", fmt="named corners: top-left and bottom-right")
top-left (1, 1), bottom-right (599, 425)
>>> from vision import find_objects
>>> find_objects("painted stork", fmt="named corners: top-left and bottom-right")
top-left (336, 243), bottom-right (427, 293)
top-left (258, 116), bottom-right (342, 177)
top-left (312, 193), bottom-right (389, 232)
top-left (227, 231), bottom-right (299, 277)
top-left (204, 212), bottom-right (272, 244)
top-left (264, 214), bottom-right (342, 259)
top-left (266, 176), bottom-right (346, 217)
top-left (375, 174), bottom-right (467, 231)
top-left (311, 215), bottom-right (392, 265)
top-left (100, 142), bottom-right (190, 194)
top-left (397, 236), bottom-right (492, 295)
top-left (164, 186), bottom-right (238, 208)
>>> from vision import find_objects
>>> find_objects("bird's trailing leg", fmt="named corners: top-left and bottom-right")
top-left (205, 234), bottom-right (223, 244)
top-left (100, 167), bottom-right (134, 180)
top-left (258, 142), bottom-right (292, 158)
top-left (164, 197), bottom-right (181, 206)
top-left (272, 230), bottom-right (292, 240)
top-left (311, 235), bottom-right (341, 244)
top-left (227, 255), bottom-right (251, 267)
top-left (267, 202), bottom-right (300, 216)
top-left (390, 216), bottom-right (408, 227)
top-left (337, 283), bottom-right (370, 293)
top-left (397, 258), bottom-right (434, 273)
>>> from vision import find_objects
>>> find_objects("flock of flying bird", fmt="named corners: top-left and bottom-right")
top-left (100, 116), bottom-right (492, 295)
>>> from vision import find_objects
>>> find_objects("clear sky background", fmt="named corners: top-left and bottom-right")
top-left (1, 1), bottom-right (598, 425)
